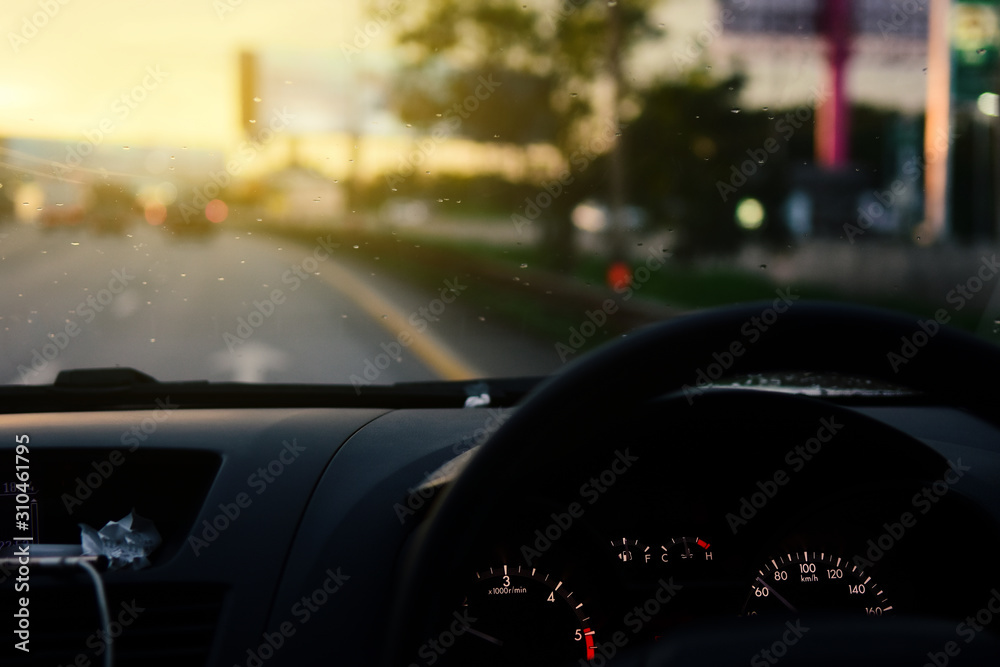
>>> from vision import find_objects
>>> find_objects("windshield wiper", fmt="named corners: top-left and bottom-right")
top-left (0, 367), bottom-right (542, 414)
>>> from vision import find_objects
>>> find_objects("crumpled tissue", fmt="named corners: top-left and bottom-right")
top-left (80, 509), bottom-right (161, 571)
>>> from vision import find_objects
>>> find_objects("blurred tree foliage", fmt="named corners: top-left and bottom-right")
top-left (377, 0), bottom-right (661, 267)
top-left (375, 0), bottom-right (905, 258)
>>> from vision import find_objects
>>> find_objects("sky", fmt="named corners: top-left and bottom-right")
top-left (1, 0), bottom-right (929, 158)
top-left (1, 0), bottom-right (374, 148)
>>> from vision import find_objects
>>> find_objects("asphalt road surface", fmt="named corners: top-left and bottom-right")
top-left (0, 220), bottom-right (563, 386)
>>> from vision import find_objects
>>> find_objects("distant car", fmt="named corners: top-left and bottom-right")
top-left (38, 203), bottom-right (85, 229)
top-left (158, 201), bottom-right (219, 238)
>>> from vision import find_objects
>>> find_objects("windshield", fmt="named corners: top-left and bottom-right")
top-left (1, 0), bottom-right (997, 386)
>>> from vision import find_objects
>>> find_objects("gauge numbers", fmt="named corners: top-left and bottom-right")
top-left (744, 551), bottom-right (891, 617)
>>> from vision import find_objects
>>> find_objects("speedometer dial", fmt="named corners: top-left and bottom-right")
top-left (743, 551), bottom-right (892, 617)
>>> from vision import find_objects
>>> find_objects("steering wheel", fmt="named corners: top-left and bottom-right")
top-left (384, 301), bottom-right (1000, 666)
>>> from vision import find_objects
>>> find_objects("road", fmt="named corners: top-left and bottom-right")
top-left (0, 220), bottom-right (562, 386)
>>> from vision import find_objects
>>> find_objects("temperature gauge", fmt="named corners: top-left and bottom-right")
top-left (659, 536), bottom-right (713, 566)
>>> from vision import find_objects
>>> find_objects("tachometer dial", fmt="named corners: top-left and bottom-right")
top-left (743, 551), bottom-right (891, 616)
top-left (443, 564), bottom-right (596, 666)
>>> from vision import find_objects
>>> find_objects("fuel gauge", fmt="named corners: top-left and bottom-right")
top-left (611, 537), bottom-right (652, 565)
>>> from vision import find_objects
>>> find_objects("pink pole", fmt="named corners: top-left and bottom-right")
top-left (817, 0), bottom-right (852, 168)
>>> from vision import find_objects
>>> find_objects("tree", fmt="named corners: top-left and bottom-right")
top-left (379, 0), bottom-right (662, 268)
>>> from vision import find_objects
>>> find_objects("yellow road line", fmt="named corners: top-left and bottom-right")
top-left (315, 260), bottom-right (483, 381)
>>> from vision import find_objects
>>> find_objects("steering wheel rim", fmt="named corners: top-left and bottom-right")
top-left (384, 300), bottom-right (1000, 666)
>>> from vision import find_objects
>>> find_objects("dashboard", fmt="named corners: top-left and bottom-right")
top-left (2, 387), bottom-right (1000, 667)
top-left (409, 391), bottom-right (1000, 666)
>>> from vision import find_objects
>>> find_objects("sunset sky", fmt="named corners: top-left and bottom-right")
top-left (1, 0), bottom-right (928, 159)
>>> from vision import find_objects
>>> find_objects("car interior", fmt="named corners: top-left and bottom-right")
top-left (3, 0), bottom-right (1000, 666)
